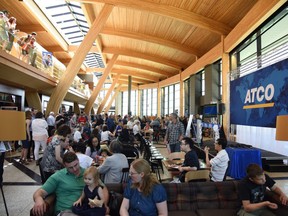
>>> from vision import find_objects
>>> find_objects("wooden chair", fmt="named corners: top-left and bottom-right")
top-left (121, 167), bottom-right (130, 183)
top-left (185, 170), bottom-right (210, 182)
top-left (168, 152), bottom-right (185, 161)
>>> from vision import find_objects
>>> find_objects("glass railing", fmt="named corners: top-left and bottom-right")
top-left (1, 31), bottom-right (91, 97)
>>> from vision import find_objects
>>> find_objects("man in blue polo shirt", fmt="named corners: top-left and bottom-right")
top-left (32, 152), bottom-right (108, 216)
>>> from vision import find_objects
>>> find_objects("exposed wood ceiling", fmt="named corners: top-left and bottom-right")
top-left (1, 0), bottom-right (259, 88)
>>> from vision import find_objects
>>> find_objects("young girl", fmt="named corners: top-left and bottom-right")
top-left (72, 166), bottom-right (106, 216)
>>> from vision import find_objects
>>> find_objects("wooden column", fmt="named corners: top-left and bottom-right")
top-left (222, 35), bottom-right (230, 138)
top-left (96, 74), bottom-right (121, 114)
top-left (104, 84), bottom-right (122, 113)
top-left (73, 102), bottom-right (80, 114)
top-left (45, 4), bottom-right (114, 116)
top-left (84, 54), bottom-right (118, 114)
top-left (25, 91), bottom-right (42, 112)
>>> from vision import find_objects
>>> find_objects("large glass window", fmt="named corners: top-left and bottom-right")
top-left (162, 83), bottom-right (180, 116)
top-left (164, 87), bottom-right (169, 115)
top-left (141, 88), bottom-right (158, 116)
top-left (168, 85), bottom-right (174, 113)
top-left (122, 90), bottom-right (138, 116)
top-left (231, 4), bottom-right (288, 79)
top-left (174, 84), bottom-right (180, 114)
top-left (152, 89), bottom-right (157, 116)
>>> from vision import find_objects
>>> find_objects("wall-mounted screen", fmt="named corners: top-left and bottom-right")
top-left (203, 104), bottom-right (217, 116)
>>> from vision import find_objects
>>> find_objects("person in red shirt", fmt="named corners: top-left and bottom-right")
top-left (78, 113), bottom-right (87, 124)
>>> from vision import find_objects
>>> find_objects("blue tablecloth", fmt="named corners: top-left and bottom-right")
top-left (226, 147), bottom-right (262, 180)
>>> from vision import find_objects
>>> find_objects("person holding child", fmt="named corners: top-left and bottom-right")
top-left (238, 163), bottom-right (288, 216)
top-left (72, 166), bottom-right (106, 216)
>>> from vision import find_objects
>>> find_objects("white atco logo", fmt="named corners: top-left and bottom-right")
top-left (244, 84), bottom-right (274, 104)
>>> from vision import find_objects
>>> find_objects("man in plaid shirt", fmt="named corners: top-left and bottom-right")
top-left (164, 113), bottom-right (185, 153)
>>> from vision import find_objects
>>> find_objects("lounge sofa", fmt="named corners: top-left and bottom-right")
top-left (107, 181), bottom-right (288, 216)
top-left (31, 180), bottom-right (288, 216)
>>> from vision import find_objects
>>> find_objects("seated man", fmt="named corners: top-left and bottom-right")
top-left (177, 137), bottom-right (200, 182)
top-left (32, 152), bottom-right (108, 216)
top-left (238, 163), bottom-right (288, 216)
top-left (204, 138), bottom-right (229, 182)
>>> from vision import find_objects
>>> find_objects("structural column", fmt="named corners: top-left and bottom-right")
top-left (25, 91), bottom-right (42, 112)
top-left (128, 76), bottom-right (132, 115)
top-left (96, 74), bottom-right (121, 114)
top-left (222, 51), bottom-right (230, 138)
top-left (84, 54), bottom-right (118, 114)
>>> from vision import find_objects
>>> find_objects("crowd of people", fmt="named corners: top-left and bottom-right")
top-left (17, 109), bottom-right (287, 216)
top-left (0, 9), bottom-right (47, 68)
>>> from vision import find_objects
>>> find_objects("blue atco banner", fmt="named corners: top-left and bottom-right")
top-left (230, 58), bottom-right (288, 128)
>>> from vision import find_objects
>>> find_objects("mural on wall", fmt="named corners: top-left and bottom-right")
top-left (230, 58), bottom-right (288, 128)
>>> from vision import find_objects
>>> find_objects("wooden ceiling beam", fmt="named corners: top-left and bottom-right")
top-left (17, 24), bottom-right (46, 34)
top-left (101, 27), bottom-right (201, 56)
top-left (68, 45), bottom-right (100, 53)
top-left (86, 67), bottom-right (106, 73)
top-left (103, 47), bottom-right (186, 70)
top-left (117, 81), bottom-right (139, 88)
top-left (81, 3), bottom-right (107, 65)
top-left (111, 69), bottom-right (159, 82)
top-left (115, 60), bottom-right (172, 77)
top-left (44, 46), bottom-right (66, 53)
top-left (116, 77), bottom-right (151, 84)
top-left (72, 0), bottom-right (231, 35)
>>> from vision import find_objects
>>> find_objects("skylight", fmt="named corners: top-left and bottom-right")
top-left (34, 0), bottom-right (105, 70)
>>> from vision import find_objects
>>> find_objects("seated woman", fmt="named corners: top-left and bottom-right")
top-left (100, 125), bottom-right (114, 145)
top-left (118, 124), bottom-right (131, 143)
top-left (40, 124), bottom-right (72, 181)
top-left (97, 140), bottom-right (129, 183)
top-left (120, 158), bottom-right (168, 216)
top-left (85, 137), bottom-right (101, 160)
top-left (114, 121), bottom-right (123, 137)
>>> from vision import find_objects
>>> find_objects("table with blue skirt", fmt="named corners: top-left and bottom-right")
top-left (226, 147), bottom-right (262, 180)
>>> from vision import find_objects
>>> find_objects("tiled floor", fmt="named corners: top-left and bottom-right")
top-left (1, 155), bottom-right (41, 216)
top-left (1, 143), bottom-right (288, 216)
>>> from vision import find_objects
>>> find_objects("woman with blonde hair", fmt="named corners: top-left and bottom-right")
top-left (120, 158), bottom-right (168, 216)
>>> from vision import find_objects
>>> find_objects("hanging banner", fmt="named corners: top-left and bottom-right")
top-left (42, 51), bottom-right (53, 68)
top-left (230, 58), bottom-right (288, 128)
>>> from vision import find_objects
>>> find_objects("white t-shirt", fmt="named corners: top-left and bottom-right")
top-left (73, 130), bottom-right (82, 142)
top-left (101, 131), bottom-right (110, 141)
top-left (210, 149), bottom-right (229, 182)
top-left (76, 153), bottom-right (93, 169)
top-left (127, 121), bottom-right (134, 129)
top-left (133, 124), bottom-right (140, 135)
